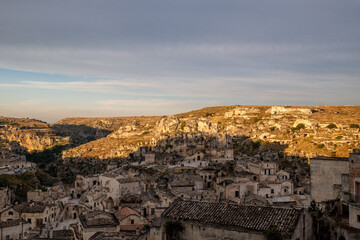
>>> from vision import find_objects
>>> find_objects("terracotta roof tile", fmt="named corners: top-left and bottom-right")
top-left (115, 207), bottom-right (141, 221)
top-left (162, 199), bottom-right (302, 233)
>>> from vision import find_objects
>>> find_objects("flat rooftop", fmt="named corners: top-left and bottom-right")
top-left (311, 156), bottom-right (348, 161)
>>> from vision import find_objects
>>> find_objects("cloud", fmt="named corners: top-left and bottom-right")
top-left (0, 80), bottom-right (153, 92)
top-left (0, 0), bottom-right (359, 122)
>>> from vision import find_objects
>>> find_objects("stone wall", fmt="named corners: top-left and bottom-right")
top-left (163, 221), bottom-right (266, 240)
top-left (0, 188), bottom-right (12, 210)
top-left (349, 151), bottom-right (360, 202)
top-left (310, 158), bottom-right (348, 202)
top-left (349, 204), bottom-right (360, 229)
top-left (27, 191), bottom-right (50, 203)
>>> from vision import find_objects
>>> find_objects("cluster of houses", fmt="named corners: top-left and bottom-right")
top-left (1, 132), bottom-right (360, 240)
top-left (0, 148), bottom-right (35, 175)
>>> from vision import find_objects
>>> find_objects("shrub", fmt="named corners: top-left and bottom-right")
top-left (180, 121), bottom-right (186, 130)
top-left (350, 124), bottom-right (360, 129)
top-left (317, 144), bottom-right (325, 149)
top-left (142, 131), bottom-right (150, 135)
top-left (336, 136), bottom-right (343, 139)
top-left (327, 123), bottom-right (337, 129)
top-left (253, 139), bottom-right (263, 148)
top-left (295, 124), bottom-right (305, 130)
top-left (253, 117), bottom-right (261, 124)
top-left (269, 127), bottom-right (276, 131)
top-left (204, 112), bottom-right (213, 117)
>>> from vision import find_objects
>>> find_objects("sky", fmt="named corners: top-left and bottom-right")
top-left (0, 0), bottom-right (359, 123)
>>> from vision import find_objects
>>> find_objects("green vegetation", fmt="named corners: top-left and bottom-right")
top-left (252, 139), bottom-right (263, 149)
top-left (0, 171), bottom-right (55, 202)
top-left (253, 117), bottom-right (262, 124)
top-left (336, 135), bottom-right (343, 139)
top-left (142, 131), bottom-right (150, 135)
top-left (180, 121), bottom-right (186, 130)
top-left (204, 112), bottom-right (213, 117)
top-left (269, 126), bottom-right (276, 131)
top-left (350, 124), bottom-right (360, 129)
top-left (292, 123), bottom-right (305, 131)
top-left (26, 144), bottom-right (67, 166)
top-left (317, 144), bottom-right (325, 149)
top-left (326, 123), bottom-right (337, 129)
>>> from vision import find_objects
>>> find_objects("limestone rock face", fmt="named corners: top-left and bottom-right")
top-left (154, 116), bottom-right (181, 135)
top-left (224, 107), bottom-right (260, 118)
top-left (197, 120), bottom-right (218, 135)
top-left (4, 130), bottom-right (67, 152)
top-left (267, 106), bottom-right (313, 115)
top-left (108, 124), bottom-right (142, 138)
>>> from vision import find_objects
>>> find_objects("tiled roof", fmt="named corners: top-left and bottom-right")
top-left (162, 199), bottom-right (302, 233)
top-left (115, 207), bottom-right (141, 221)
top-left (13, 202), bottom-right (49, 213)
top-left (89, 232), bottom-right (122, 240)
top-left (117, 177), bottom-right (141, 184)
top-left (0, 219), bottom-right (27, 228)
top-left (52, 230), bottom-right (74, 239)
top-left (79, 211), bottom-right (118, 229)
top-left (171, 175), bottom-right (202, 187)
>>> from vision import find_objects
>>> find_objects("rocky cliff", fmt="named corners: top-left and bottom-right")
top-left (60, 105), bottom-right (360, 160)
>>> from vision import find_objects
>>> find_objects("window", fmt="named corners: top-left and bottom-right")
top-left (28, 218), bottom-right (32, 223)
top-left (271, 189), bottom-right (274, 193)
top-left (8, 211), bottom-right (13, 215)
top-left (151, 208), bottom-right (155, 215)
top-left (208, 176), bottom-right (212, 180)
top-left (265, 169), bottom-right (270, 175)
top-left (357, 215), bottom-right (360, 222)
top-left (6, 235), bottom-right (9, 240)
top-left (131, 219), bottom-right (134, 224)
top-left (235, 191), bottom-right (240, 197)
top-left (284, 188), bottom-right (287, 193)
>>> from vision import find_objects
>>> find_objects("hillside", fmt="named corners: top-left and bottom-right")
top-left (1, 105), bottom-right (360, 161)
top-left (61, 105), bottom-right (360, 160)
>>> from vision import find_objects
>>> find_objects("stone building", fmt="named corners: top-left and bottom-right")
top-left (310, 156), bottom-right (349, 202)
top-left (0, 187), bottom-right (12, 210)
top-left (27, 190), bottom-right (50, 203)
top-left (144, 153), bottom-right (156, 164)
top-left (349, 149), bottom-right (360, 203)
top-left (75, 175), bottom-right (99, 192)
top-left (0, 219), bottom-right (29, 240)
top-left (115, 207), bottom-right (149, 235)
top-left (161, 199), bottom-right (313, 240)
top-left (13, 202), bottom-right (58, 230)
top-left (78, 211), bottom-right (119, 240)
